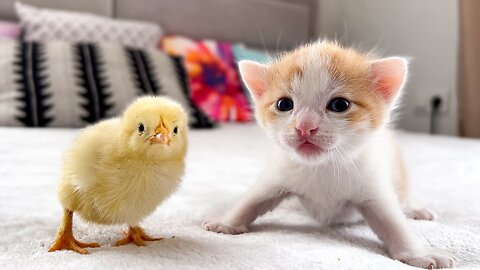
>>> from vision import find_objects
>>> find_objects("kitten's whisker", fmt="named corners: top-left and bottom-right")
top-left (340, 145), bottom-right (361, 180)
top-left (275, 30), bottom-right (283, 54)
top-left (338, 147), bottom-right (357, 194)
top-left (257, 28), bottom-right (272, 60)
top-left (332, 148), bottom-right (344, 194)
top-left (332, 152), bottom-right (342, 192)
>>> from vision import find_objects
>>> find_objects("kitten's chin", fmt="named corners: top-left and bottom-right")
top-left (290, 142), bottom-right (331, 164)
top-left (297, 142), bottom-right (323, 156)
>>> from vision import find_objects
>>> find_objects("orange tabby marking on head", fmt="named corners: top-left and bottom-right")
top-left (319, 43), bottom-right (386, 128)
top-left (257, 42), bottom-right (388, 129)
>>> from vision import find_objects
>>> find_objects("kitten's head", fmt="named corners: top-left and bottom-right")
top-left (239, 41), bottom-right (407, 164)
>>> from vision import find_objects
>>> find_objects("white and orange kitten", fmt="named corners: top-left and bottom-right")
top-left (203, 41), bottom-right (455, 269)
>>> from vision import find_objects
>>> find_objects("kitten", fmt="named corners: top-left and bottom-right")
top-left (203, 41), bottom-right (455, 269)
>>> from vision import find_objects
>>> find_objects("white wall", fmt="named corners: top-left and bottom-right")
top-left (315, 0), bottom-right (459, 135)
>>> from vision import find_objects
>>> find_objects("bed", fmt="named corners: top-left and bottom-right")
top-left (0, 125), bottom-right (479, 269)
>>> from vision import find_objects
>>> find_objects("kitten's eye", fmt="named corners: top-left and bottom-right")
top-left (276, 97), bottom-right (294, 112)
top-left (327, 97), bottom-right (350, 113)
top-left (138, 123), bottom-right (145, 134)
top-left (173, 126), bottom-right (178, 134)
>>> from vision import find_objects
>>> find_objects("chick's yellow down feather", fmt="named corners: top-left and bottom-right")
top-left (49, 96), bottom-right (188, 254)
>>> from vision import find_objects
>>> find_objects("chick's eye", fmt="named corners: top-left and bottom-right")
top-left (173, 126), bottom-right (178, 134)
top-left (276, 97), bottom-right (294, 112)
top-left (138, 123), bottom-right (145, 134)
top-left (327, 97), bottom-right (350, 113)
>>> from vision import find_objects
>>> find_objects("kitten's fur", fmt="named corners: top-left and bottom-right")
top-left (203, 41), bottom-right (455, 269)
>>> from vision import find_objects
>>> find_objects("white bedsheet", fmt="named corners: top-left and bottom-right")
top-left (0, 124), bottom-right (479, 270)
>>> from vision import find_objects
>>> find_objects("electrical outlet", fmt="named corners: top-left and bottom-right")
top-left (413, 87), bottom-right (450, 115)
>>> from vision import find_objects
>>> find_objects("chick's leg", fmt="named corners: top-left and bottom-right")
top-left (48, 209), bottom-right (100, 254)
top-left (115, 226), bottom-right (164, 246)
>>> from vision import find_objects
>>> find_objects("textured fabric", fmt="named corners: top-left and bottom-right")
top-left (458, 0), bottom-right (480, 138)
top-left (0, 125), bottom-right (479, 269)
top-left (161, 36), bottom-right (253, 122)
top-left (0, 40), bottom-right (213, 128)
top-left (15, 2), bottom-right (162, 49)
top-left (0, 21), bottom-right (20, 39)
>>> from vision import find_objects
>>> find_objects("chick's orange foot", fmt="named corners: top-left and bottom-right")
top-left (115, 226), bottom-right (164, 246)
top-left (48, 234), bottom-right (100, 254)
top-left (48, 209), bottom-right (100, 254)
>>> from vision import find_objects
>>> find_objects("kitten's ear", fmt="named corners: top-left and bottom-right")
top-left (369, 57), bottom-right (408, 104)
top-left (238, 60), bottom-right (269, 100)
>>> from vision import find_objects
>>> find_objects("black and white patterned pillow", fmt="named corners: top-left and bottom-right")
top-left (0, 40), bottom-right (213, 128)
top-left (16, 2), bottom-right (162, 49)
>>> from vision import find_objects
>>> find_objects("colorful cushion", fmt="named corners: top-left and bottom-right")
top-left (0, 40), bottom-right (213, 128)
top-left (160, 36), bottom-right (252, 122)
top-left (15, 2), bottom-right (162, 49)
top-left (0, 21), bottom-right (21, 40)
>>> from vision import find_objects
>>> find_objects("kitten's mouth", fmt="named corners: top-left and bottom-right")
top-left (296, 141), bottom-right (324, 157)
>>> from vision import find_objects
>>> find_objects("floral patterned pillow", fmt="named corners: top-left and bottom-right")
top-left (160, 36), bottom-right (252, 122)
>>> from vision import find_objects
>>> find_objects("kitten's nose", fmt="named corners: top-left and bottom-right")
top-left (296, 122), bottom-right (318, 137)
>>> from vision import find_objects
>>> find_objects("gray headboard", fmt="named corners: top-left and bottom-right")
top-left (0, 0), bottom-right (316, 49)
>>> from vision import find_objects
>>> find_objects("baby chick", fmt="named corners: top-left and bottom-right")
top-left (48, 96), bottom-right (188, 254)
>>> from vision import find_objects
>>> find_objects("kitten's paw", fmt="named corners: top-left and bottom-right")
top-left (406, 208), bottom-right (436, 221)
top-left (393, 249), bottom-right (456, 269)
top-left (203, 220), bottom-right (248, 235)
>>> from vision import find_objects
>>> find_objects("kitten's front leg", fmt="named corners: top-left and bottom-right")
top-left (358, 195), bottom-right (455, 269)
top-left (203, 183), bottom-right (290, 235)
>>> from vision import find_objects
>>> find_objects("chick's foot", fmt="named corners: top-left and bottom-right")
top-left (48, 233), bottom-right (100, 254)
top-left (48, 209), bottom-right (100, 254)
top-left (115, 226), bottom-right (164, 246)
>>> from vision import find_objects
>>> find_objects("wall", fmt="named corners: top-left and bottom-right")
top-left (315, 0), bottom-right (459, 135)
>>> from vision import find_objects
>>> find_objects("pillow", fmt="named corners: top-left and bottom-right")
top-left (0, 21), bottom-right (21, 40)
top-left (15, 2), bottom-right (162, 49)
top-left (0, 40), bottom-right (213, 128)
top-left (233, 44), bottom-right (270, 64)
top-left (160, 36), bottom-right (252, 122)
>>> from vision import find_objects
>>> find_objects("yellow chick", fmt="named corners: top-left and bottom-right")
top-left (48, 96), bottom-right (188, 254)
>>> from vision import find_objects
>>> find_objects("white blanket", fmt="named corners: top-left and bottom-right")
top-left (0, 125), bottom-right (479, 270)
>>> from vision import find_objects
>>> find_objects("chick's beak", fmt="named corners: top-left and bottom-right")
top-left (149, 126), bottom-right (171, 145)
